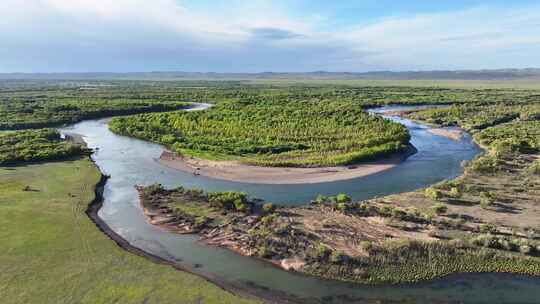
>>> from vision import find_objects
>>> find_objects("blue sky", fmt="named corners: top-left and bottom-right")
top-left (1, 0), bottom-right (539, 72)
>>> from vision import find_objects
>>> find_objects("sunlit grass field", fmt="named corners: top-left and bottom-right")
top-left (0, 159), bottom-right (258, 304)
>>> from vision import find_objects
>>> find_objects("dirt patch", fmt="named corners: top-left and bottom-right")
top-left (374, 154), bottom-right (540, 229)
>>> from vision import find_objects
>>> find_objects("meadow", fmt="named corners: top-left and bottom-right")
top-left (0, 159), bottom-right (258, 304)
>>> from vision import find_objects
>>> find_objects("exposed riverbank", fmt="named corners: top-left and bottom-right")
top-left (136, 180), bottom-right (540, 286)
top-left (86, 161), bottom-right (301, 304)
top-left (427, 128), bottom-right (465, 141)
top-left (157, 145), bottom-right (416, 184)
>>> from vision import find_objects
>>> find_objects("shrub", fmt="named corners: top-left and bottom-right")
top-left (479, 192), bottom-right (495, 209)
top-left (258, 245), bottom-right (273, 258)
top-left (262, 203), bottom-right (276, 214)
top-left (337, 203), bottom-right (349, 213)
top-left (336, 193), bottom-right (352, 204)
top-left (330, 251), bottom-right (347, 264)
top-left (448, 239), bottom-right (465, 249)
top-left (358, 202), bottom-right (370, 214)
top-left (432, 203), bottom-right (448, 215)
top-left (479, 223), bottom-right (496, 233)
top-left (314, 194), bottom-right (327, 204)
top-left (520, 245), bottom-right (532, 255)
top-left (110, 99), bottom-right (411, 167)
top-left (470, 155), bottom-right (502, 173)
top-left (208, 191), bottom-right (251, 213)
top-left (315, 243), bottom-right (331, 260)
top-left (378, 205), bottom-right (394, 217)
top-left (500, 239), bottom-right (518, 252)
top-left (0, 129), bottom-right (88, 165)
top-left (425, 187), bottom-right (442, 201)
top-left (527, 160), bottom-right (540, 175)
top-left (471, 234), bottom-right (495, 248)
top-left (359, 240), bottom-right (373, 252)
top-left (407, 207), bottom-right (421, 218)
top-left (480, 198), bottom-right (493, 209)
top-left (274, 223), bottom-right (290, 235)
top-left (261, 214), bottom-right (277, 226)
top-left (448, 187), bottom-right (462, 198)
top-left (185, 188), bottom-right (204, 198)
top-left (193, 216), bottom-right (209, 229)
top-left (391, 208), bottom-right (407, 219)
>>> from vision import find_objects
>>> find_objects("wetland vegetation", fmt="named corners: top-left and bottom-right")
top-left (2, 78), bottom-right (540, 301)
top-left (0, 86), bottom-right (191, 130)
top-left (0, 128), bottom-right (89, 165)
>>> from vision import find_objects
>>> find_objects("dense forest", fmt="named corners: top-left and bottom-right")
top-left (2, 79), bottom-right (539, 167)
top-left (0, 129), bottom-right (89, 165)
top-left (0, 98), bottom-right (191, 130)
top-left (109, 99), bottom-right (410, 167)
top-left (407, 103), bottom-right (540, 153)
top-left (3, 79), bottom-right (540, 131)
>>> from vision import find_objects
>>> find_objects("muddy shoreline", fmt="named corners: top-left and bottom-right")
top-left (84, 158), bottom-right (302, 304)
top-left (157, 145), bottom-right (417, 185)
top-left (138, 189), bottom-right (302, 273)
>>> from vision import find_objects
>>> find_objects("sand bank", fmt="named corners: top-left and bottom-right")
top-left (157, 149), bottom-right (414, 185)
top-left (428, 128), bottom-right (465, 141)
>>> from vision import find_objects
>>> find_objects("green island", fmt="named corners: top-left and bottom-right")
top-left (109, 99), bottom-right (410, 167)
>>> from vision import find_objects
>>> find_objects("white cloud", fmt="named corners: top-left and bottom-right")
top-left (0, 1), bottom-right (539, 72)
top-left (337, 6), bottom-right (540, 70)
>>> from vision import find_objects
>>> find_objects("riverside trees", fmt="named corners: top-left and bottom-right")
top-left (109, 99), bottom-right (410, 167)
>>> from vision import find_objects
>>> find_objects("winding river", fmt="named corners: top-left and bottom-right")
top-left (59, 104), bottom-right (540, 303)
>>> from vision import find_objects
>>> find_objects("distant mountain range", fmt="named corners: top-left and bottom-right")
top-left (1, 69), bottom-right (540, 81)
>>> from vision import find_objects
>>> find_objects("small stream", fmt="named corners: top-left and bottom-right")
top-left (59, 104), bottom-right (540, 303)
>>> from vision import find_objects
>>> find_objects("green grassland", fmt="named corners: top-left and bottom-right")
top-left (0, 128), bottom-right (89, 165)
top-left (109, 99), bottom-right (410, 167)
top-left (247, 79), bottom-right (540, 90)
top-left (0, 159), bottom-right (258, 304)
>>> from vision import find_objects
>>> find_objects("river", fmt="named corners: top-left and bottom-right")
top-left (59, 104), bottom-right (540, 303)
